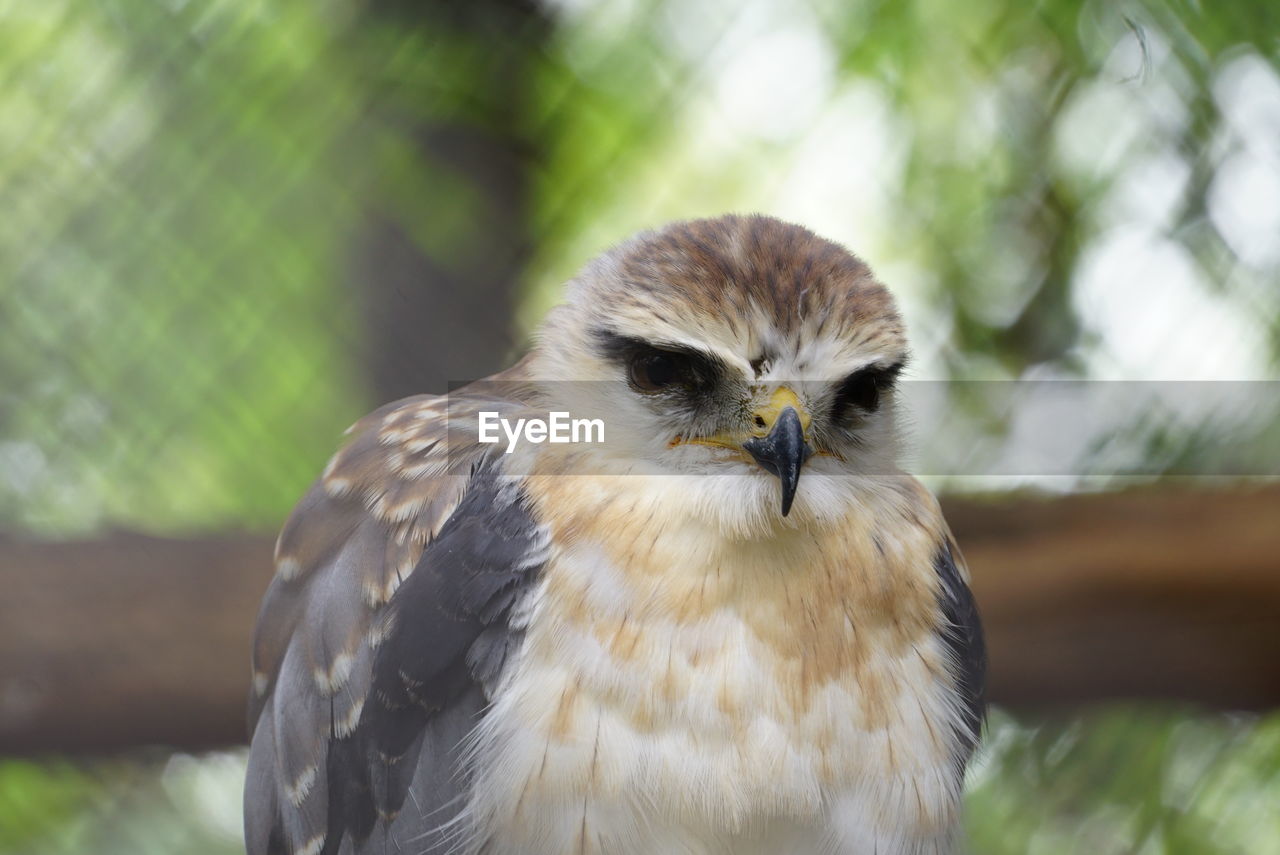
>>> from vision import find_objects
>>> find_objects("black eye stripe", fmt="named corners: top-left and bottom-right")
top-left (831, 361), bottom-right (903, 416)
top-left (592, 328), bottom-right (903, 415)
top-left (591, 328), bottom-right (725, 383)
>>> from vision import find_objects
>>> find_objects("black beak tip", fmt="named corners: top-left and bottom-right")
top-left (742, 407), bottom-right (812, 517)
top-left (779, 487), bottom-right (797, 517)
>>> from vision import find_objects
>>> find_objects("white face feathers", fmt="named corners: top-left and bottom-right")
top-left (526, 215), bottom-right (910, 536)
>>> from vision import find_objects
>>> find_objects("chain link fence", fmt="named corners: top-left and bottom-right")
top-left (4, 0), bottom-right (1278, 535)
top-left (2, 0), bottom-right (1279, 852)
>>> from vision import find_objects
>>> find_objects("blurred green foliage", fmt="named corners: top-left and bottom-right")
top-left (1, 0), bottom-right (370, 534)
top-left (3, 0), bottom-right (1278, 531)
top-left (1, 0), bottom-right (1278, 852)
top-left (968, 708), bottom-right (1280, 854)
top-left (0, 753), bottom-right (243, 855)
top-left (3, 709), bottom-right (1279, 855)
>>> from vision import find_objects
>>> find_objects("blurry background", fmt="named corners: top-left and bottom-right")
top-left (2, 0), bottom-right (1279, 852)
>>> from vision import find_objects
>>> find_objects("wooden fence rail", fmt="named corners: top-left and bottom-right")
top-left (2, 485), bottom-right (1278, 755)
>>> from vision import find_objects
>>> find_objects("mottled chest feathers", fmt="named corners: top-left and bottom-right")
top-left (461, 516), bottom-right (969, 850)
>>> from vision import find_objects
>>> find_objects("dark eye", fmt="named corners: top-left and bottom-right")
top-left (630, 351), bottom-right (687, 392)
top-left (594, 330), bottom-right (722, 396)
top-left (832, 362), bottom-right (902, 419)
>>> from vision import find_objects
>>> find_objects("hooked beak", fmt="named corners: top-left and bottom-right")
top-left (742, 389), bottom-right (814, 517)
top-left (669, 387), bottom-right (815, 516)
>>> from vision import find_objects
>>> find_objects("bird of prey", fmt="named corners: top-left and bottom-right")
top-left (245, 214), bottom-right (985, 855)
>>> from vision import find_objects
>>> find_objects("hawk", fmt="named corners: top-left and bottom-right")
top-left (245, 215), bottom-right (986, 855)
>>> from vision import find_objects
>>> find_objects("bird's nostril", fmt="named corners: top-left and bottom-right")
top-left (754, 416), bottom-right (766, 428)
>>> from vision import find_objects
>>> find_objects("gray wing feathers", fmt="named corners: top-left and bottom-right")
top-left (360, 683), bottom-right (489, 855)
top-left (327, 462), bottom-right (547, 853)
top-left (245, 696), bottom-right (285, 855)
top-left (934, 539), bottom-right (987, 770)
top-left (245, 391), bottom-right (544, 855)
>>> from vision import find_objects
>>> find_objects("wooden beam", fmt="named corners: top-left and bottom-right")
top-left (944, 485), bottom-right (1280, 711)
top-left (2, 485), bottom-right (1278, 755)
top-left (0, 532), bottom-right (271, 755)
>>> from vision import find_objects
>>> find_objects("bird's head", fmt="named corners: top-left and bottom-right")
top-left (529, 214), bottom-right (908, 534)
